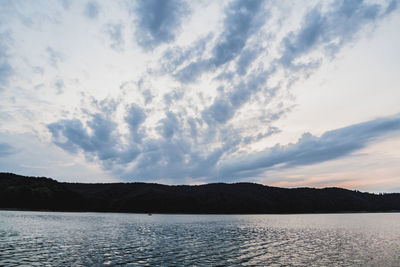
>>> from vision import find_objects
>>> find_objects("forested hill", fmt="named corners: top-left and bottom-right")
top-left (1, 172), bottom-right (400, 214)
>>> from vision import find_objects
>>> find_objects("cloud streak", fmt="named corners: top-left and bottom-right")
top-left (219, 114), bottom-right (400, 178)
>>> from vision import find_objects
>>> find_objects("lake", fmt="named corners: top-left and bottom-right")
top-left (0, 211), bottom-right (399, 266)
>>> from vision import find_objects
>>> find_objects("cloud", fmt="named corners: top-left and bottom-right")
top-left (187, 117), bottom-right (198, 139)
top-left (198, 0), bottom-right (397, 130)
top-left (32, 66), bottom-right (44, 75)
top-left (46, 47), bottom-right (63, 68)
top-left (236, 45), bottom-right (263, 76)
top-left (48, 104), bottom-right (400, 182)
top-left (0, 32), bottom-right (13, 91)
top-left (54, 78), bottom-right (64, 94)
top-left (163, 89), bottom-right (184, 106)
top-left (173, 0), bottom-right (267, 83)
top-left (142, 89), bottom-right (153, 105)
top-left (162, 0), bottom-right (397, 132)
top-left (84, 1), bottom-right (100, 19)
top-left (385, 0), bottom-right (398, 15)
top-left (105, 23), bottom-right (124, 51)
top-left (158, 34), bottom-right (211, 75)
top-left (202, 97), bottom-right (234, 125)
top-left (243, 126), bottom-right (281, 144)
top-left (47, 104), bottom-right (237, 180)
top-left (47, 114), bottom-right (120, 162)
top-left (125, 104), bottom-right (146, 143)
top-left (47, 102), bottom-right (146, 167)
top-left (279, 0), bottom-right (396, 69)
top-left (211, 0), bottom-right (265, 67)
top-left (202, 68), bottom-right (271, 125)
top-left (218, 114), bottom-right (400, 178)
top-left (0, 57), bottom-right (12, 91)
top-left (156, 111), bottom-right (180, 139)
top-left (124, 129), bottom-right (241, 180)
top-left (0, 131), bottom-right (114, 182)
top-left (60, 0), bottom-right (71, 10)
top-left (0, 142), bottom-right (17, 157)
top-left (8, 0), bottom-right (395, 186)
top-left (133, 0), bottom-right (190, 49)
top-left (174, 59), bottom-right (211, 83)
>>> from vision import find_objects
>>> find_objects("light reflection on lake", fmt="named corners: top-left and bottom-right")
top-left (1, 211), bottom-right (399, 266)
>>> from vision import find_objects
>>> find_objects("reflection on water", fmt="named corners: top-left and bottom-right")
top-left (1, 211), bottom-right (399, 266)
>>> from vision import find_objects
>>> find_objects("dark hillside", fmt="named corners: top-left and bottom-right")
top-left (0, 173), bottom-right (83, 211)
top-left (1, 173), bottom-right (400, 213)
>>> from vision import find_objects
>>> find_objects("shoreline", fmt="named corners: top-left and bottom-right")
top-left (2, 208), bottom-right (400, 216)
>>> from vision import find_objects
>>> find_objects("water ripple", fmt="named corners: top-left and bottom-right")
top-left (1, 211), bottom-right (400, 266)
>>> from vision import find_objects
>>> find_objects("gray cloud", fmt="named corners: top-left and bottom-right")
top-left (60, 0), bottom-right (71, 10)
top-left (133, 0), bottom-right (190, 49)
top-left (174, 59), bottom-right (211, 84)
top-left (385, 0), bottom-right (398, 15)
top-left (171, 0), bottom-right (398, 132)
top-left (48, 104), bottom-right (400, 182)
top-left (125, 104), bottom-right (146, 143)
top-left (211, 0), bottom-right (265, 68)
top-left (236, 46), bottom-right (262, 76)
top-left (157, 111), bottom-right (180, 140)
top-left (219, 114), bottom-right (400, 178)
top-left (43, 0), bottom-right (400, 184)
top-left (279, 0), bottom-right (396, 69)
top-left (46, 47), bottom-right (63, 68)
top-left (163, 89), bottom-right (184, 106)
top-left (197, 0), bottom-right (397, 129)
top-left (32, 66), bottom-right (44, 75)
top-left (142, 89), bottom-right (153, 105)
top-left (173, 0), bottom-right (267, 83)
top-left (0, 142), bottom-right (17, 157)
top-left (0, 58), bottom-right (12, 91)
top-left (105, 23), bottom-right (124, 51)
top-left (54, 78), bottom-right (64, 94)
top-left (0, 32), bottom-right (13, 91)
top-left (84, 1), bottom-right (100, 19)
top-left (125, 130), bottom-right (241, 180)
top-left (202, 68), bottom-right (271, 125)
top-left (202, 97), bottom-right (234, 125)
top-left (243, 126), bottom-right (281, 144)
top-left (47, 119), bottom-right (86, 154)
top-left (47, 113), bottom-right (120, 162)
top-left (159, 34), bottom-right (211, 75)
top-left (47, 104), bottom-right (237, 180)
top-left (187, 117), bottom-right (198, 139)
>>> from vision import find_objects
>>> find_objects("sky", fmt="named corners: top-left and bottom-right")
top-left (0, 0), bottom-right (399, 192)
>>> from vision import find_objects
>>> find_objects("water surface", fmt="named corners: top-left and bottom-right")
top-left (1, 211), bottom-right (399, 266)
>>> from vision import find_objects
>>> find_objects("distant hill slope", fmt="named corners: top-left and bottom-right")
top-left (1, 173), bottom-right (400, 214)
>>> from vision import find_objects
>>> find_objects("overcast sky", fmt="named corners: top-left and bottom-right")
top-left (0, 0), bottom-right (399, 192)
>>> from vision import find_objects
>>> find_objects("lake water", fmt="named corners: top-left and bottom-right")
top-left (0, 211), bottom-right (399, 266)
